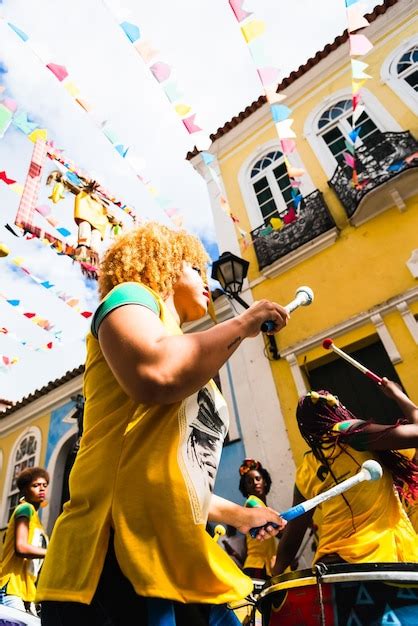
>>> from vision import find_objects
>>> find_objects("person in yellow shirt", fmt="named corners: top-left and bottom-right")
top-left (0, 467), bottom-right (49, 616)
top-left (238, 459), bottom-right (278, 580)
top-left (273, 378), bottom-right (418, 575)
top-left (37, 221), bottom-right (288, 626)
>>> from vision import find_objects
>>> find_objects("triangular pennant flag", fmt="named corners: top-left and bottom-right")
top-left (150, 62), bottom-right (172, 83)
top-left (63, 81), bottom-right (80, 97)
top-left (0, 171), bottom-right (16, 185)
top-left (7, 299), bottom-right (20, 306)
top-left (270, 104), bottom-right (292, 123)
top-left (343, 152), bottom-right (356, 168)
top-left (7, 22), bottom-right (29, 41)
top-left (12, 111), bottom-right (38, 134)
top-left (270, 217), bottom-right (283, 231)
top-left (134, 40), bottom-right (159, 63)
top-left (115, 144), bottom-right (129, 157)
top-left (347, 3), bottom-right (369, 32)
top-left (0, 104), bottom-right (13, 139)
top-left (349, 127), bottom-right (362, 143)
top-left (229, 0), bottom-right (253, 22)
top-left (351, 59), bottom-right (371, 79)
top-left (265, 88), bottom-right (286, 104)
top-left (46, 63), bottom-right (69, 82)
top-left (46, 342), bottom-right (53, 349)
top-left (241, 19), bottom-right (266, 44)
top-left (2, 98), bottom-right (18, 112)
top-left (345, 140), bottom-right (355, 154)
top-left (41, 281), bottom-right (54, 289)
top-left (162, 81), bottom-right (183, 102)
top-left (275, 119), bottom-right (296, 139)
top-left (120, 21), bottom-right (141, 43)
top-left (182, 114), bottom-right (202, 134)
top-left (56, 227), bottom-right (72, 237)
top-left (201, 152), bottom-right (215, 166)
top-left (352, 78), bottom-right (367, 94)
top-left (24, 312), bottom-right (36, 318)
top-left (280, 138), bottom-right (296, 154)
top-left (174, 103), bottom-right (192, 117)
top-left (28, 128), bottom-right (48, 143)
top-left (81, 311), bottom-right (93, 318)
top-left (257, 66), bottom-right (280, 87)
top-left (349, 34), bottom-right (373, 56)
top-left (259, 225), bottom-right (273, 236)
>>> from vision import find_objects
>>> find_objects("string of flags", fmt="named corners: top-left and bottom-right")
top-left (0, 325), bottom-right (54, 352)
top-left (0, 353), bottom-right (19, 374)
top-left (228, 0), bottom-right (304, 233)
top-left (3, 17), bottom-right (185, 230)
top-left (344, 0), bottom-right (374, 188)
top-left (10, 256), bottom-right (93, 319)
top-left (0, 293), bottom-right (63, 341)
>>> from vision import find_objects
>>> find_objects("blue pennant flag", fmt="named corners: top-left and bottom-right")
top-left (271, 104), bottom-right (292, 123)
top-left (7, 23), bottom-right (29, 42)
top-left (120, 21), bottom-right (141, 44)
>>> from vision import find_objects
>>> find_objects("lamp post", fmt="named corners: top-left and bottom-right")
top-left (211, 252), bottom-right (280, 360)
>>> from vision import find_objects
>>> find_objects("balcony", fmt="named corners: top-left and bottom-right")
top-left (251, 190), bottom-right (337, 275)
top-left (329, 131), bottom-right (418, 224)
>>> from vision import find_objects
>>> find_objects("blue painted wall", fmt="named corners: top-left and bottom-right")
top-left (45, 400), bottom-right (76, 467)
top-left (214, 439), bottom-right (246, 505)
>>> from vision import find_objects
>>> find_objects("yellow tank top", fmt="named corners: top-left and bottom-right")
top-left (36, 283), bottom-right (252, 605)
top-left (296, 446), bottom-right (418, 564)
top-left (0, 501), bottom-right (48, 602)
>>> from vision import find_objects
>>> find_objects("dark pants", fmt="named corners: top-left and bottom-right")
top-left (41, 536), bottom-right (238, 626)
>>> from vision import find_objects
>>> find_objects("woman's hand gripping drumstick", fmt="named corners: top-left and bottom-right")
top-left (247, 460), bottom-right (383, 537)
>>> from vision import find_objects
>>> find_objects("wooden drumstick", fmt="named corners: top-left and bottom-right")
top-left (248, 461), bottom-right (382, 537)
top-left (322, 338), bottom-right (383, 384)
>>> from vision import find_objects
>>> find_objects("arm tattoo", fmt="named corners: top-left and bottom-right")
top-left (227, 336), bottom-right (241, 350)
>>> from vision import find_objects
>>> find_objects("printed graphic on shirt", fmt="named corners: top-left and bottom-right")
top-left (178, 383), bottom-right (229, 524)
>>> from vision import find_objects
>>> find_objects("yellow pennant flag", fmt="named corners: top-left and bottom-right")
top-left (28, 128), bottom-right (48, 143)
top-left (174, 103), bottom-right (192, 116)
top-left (64, 81), bottom-right (80, 97)
top-left (241, 19), bottom-right (266, 43)
top-left (352, 78), bottom-right (367, 94)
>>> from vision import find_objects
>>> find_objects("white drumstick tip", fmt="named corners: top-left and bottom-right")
top-left (361, 460), bottom-right (383, 481)
top-left (296, 286), bottom-right (314, 306)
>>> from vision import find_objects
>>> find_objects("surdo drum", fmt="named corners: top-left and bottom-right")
top-left (256, 563), bottom-right (418, 626)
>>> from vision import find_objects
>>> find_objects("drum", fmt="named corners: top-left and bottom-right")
top-left (257, 562), bottom-right (418, 626)
top-left (229, 578), bottom-right (266, 625)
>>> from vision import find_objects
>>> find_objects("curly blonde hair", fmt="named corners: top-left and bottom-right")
top-left (98, 221), bottom-right (209, 299)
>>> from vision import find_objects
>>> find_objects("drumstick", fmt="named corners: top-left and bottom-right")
top-left (322, 338), bottom-right (383, 384)
top-left (213, 524), bottom-right (226, 542)
top-left (261, 286), bottom-right (314, 333)
top-left (248, 460), bottom-right (382, 537)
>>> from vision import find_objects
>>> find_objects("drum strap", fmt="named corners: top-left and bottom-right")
top-left (314, 564), bottom-right (327, 626)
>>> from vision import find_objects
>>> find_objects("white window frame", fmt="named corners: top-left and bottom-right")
top-left (238, 139), bottom-right (315, 230)
top-left (0, 427), bottom-right (42, 527)
top-left (304, 88), bottom-right (403, 179)
top-left (381, 36), bottom-right (418, 116)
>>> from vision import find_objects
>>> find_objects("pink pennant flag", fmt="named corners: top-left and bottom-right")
top-left (257, 67), bottom-right (280, 87)
top-left (349, 34), bottom-right (373, 56)
top-left (229, 0), bottom-right (253, 22)
top-left (165, 207), bottom-right (179, 218)
top-left (150, 62), bottom-right (171, 82)
top-left (2, 98), bottom-right (18, 112)
top-left (280, 138), bottom-right (296, 154)
top-left (182, 114), bottom-right (202, 134)
top-left (347, 4), bottom-right (369, 32)
top-left (35, 205), bottom-right (51, 217)
top-left (343, 152), bottom-right (356, 168)
top-left (2, 356), bottom-right (10, 366)
top-left (46, 63), bottom-right (69, 82)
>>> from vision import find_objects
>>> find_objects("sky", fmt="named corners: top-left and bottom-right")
top-left (0, 0), bottom-right (383, 401)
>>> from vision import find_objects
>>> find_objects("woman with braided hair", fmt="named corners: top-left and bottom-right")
top-left (273, 378), bottom-right (418, 575)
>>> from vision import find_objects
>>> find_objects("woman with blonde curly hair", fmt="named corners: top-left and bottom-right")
top-left (37, 221), bottom-right (288, 626)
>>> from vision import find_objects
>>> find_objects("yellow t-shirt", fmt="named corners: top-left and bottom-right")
top-left (0, 501), bottom-right (48, 602)
top-left (244, 535), bottom-right (278, 576)
top-left (37, 282), bottom-right (252, 605)
top-left (296, 445), bottom-right (418, 564)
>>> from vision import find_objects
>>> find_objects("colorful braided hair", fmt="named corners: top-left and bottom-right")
top-left (297, 390), bottom-right (418, 504)
top-left (238, 459), bottom-right (272, 498)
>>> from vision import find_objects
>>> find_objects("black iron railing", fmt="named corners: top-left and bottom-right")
top-left (328, 131), bottom-right (418, 218)
top-left (251, 190), bottom-right (336, 270)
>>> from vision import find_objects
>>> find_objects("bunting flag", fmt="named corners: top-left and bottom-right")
top-left (0, 325), bottom-right (55, 352)
top-left (10, 257), bottom-right (93, 318)
top-left (228, 0), bottom-right (305, 218)
top-left (343, 0), bottom-right (373, 188)
top-left (102, 0), bottom-right (212, 151)
top-left (0, 293), bottom-right (63, 340)
top-left (0, 353), bottom-right (19, 374)
top-left (4, 19), bottom-right (183, 230)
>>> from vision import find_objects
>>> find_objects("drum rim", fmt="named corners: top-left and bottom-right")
top-left (258, 562), bottom-right (418, 603)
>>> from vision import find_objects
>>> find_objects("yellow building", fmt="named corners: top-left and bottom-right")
top-left (189, 0), bottom-right (418, 470)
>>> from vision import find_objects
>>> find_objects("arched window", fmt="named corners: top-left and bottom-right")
top-left (318, 99), bottom-right (382, 169)
top-left (250, 150), bottom-right (294, 225)
top-left (381, 38), bottom-right (418, 114)
top-left (396, 45), bottom-right (418, 93)
top-left (5, 430), bottom-right (40, 523)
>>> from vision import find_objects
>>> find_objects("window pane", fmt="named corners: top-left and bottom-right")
top-left (253, 176), bottom-right (270, 193)
top-left (260, 199), bottom-right (277, 222)
top-left (322, 126), bottom-right (346, 159)
top-left (318, 100), bottom-right (351, 129)
top-left (405, 69), bottom-right (418, 91)
top-left (256, 188), bottom-right (274, 205)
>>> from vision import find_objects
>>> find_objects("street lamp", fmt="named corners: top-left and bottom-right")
top-left (211, 251), bottom-right (280, 360)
